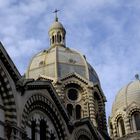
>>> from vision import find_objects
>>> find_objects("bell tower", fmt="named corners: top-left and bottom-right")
top-left (48, 10), bottom-right (66, 47)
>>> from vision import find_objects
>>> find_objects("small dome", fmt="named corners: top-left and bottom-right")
top-left (48, 18), bottom-right (66, 47)
top-left (112, 78), bottom-right (140, 115)
top-left (49, 21), bottom-right (65, 31)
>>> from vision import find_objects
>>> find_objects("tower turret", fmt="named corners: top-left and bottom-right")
top-left (48, 10), bottom-right (66, 47)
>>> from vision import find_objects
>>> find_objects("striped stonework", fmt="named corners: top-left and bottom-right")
top-left (21, 94), bottom-right (68, 140)
top-left (0, 65), bottom-right (17, 124)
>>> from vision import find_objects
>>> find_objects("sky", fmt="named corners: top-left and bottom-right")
top-left (0, 0), bottom-right (140, 122)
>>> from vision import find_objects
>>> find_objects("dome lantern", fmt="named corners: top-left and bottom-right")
top-left (48, 10), bottom-right (66, 48)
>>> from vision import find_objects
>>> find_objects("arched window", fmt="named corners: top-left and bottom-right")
top-left (76, 105), bottom-right (81, 119)
top-left (40, 120), bottom-right (46, 140)
top-left (52, 36), bottom-right (54, 44)
top-left (131, 111), bottom-right (140, 131)
top-left (117, 117), bottom-right (125, 137)
top-left (67, 104), bottom-right (73, 116)
top-left (31, 120), bottom-right (36, 140)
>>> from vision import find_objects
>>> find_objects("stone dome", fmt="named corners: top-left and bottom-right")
top-left (26, 17), bottom-right (99, 83)
top-left (112, 77), bottom-right (140, 115)
top-left (49, 20), bottom-right (65, 32)
top-left (25, 46), bottom-right (99, 83)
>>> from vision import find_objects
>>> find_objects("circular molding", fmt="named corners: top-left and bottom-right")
top-left (66, 88), bottom-right (81, 103)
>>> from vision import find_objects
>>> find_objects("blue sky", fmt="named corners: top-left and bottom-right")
top-left (0, 0), bottom-right (140, 120)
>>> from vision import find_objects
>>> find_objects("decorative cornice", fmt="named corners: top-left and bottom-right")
top-left (60, 72), bottom-right (92, 85)
top-left (37, 74), bottom-right (54, 82)
top-left (0, 42), bottom-right (21, 82)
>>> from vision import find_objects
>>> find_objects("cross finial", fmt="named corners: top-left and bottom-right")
top-left (135, 74), bottom-right (139, 80)
top-left (53, 9), bottom-right (60, 21)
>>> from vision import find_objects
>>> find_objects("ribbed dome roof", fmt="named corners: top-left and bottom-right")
top-left (112, 77), bottom-right (140, 115)
top-left (49, 20), bottom-right (65, 33)
top-left (25, 46), bottom-right (99, 83)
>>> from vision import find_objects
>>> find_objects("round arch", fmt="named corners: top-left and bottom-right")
top-left (127, 108), bottom-right (140, 132)
top-left (21, 94), bottom-right (67, 140)
top-left (127, 107), bottom-right (140, 119)
top-left (114, 112), bottom-right (125, 124)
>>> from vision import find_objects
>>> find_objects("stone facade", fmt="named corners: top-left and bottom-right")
top-left (0, 16), bottom-right (110, 140)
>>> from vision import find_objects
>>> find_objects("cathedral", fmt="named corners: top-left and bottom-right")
top-left (0, 13), bottom-right (140, 140)
top-left (0, 15), bottom-right (109, 140)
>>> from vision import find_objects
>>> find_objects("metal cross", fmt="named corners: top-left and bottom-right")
top-left (53, 9), bottom-right (60, 21)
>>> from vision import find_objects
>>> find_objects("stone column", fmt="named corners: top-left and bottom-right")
top-left (36, 121), bottom-right (40, 140)
top-left (26, 123), bottom-right (31, 139)
top-left (112, 123), bottom-right (118, 138)
top-left (118, 121), bottom-right (122, 137)
top-left (132, 115), bottom-right (137, 132)
top-left (109, 119), bottom-right (113, 139)
top-left (109, 128), bottom-right (113, 139)
top-left (125, 117), bottom-right (131, 134)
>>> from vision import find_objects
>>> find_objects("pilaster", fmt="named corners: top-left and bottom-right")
top-left (125, 117), bottom-right (131, 134)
